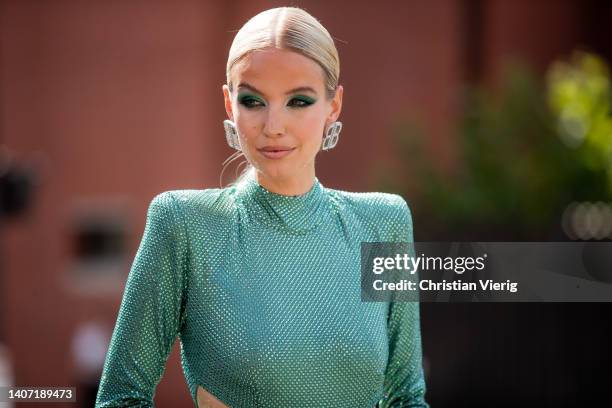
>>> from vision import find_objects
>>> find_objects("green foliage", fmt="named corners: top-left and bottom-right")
top-left (548, 51), bottom-right (612, 189)
top-left (374, 53), bottom-right (612, 240)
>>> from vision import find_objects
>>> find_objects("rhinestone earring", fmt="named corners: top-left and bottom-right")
top-left (322, 121), bottom-right (342, 151)
top-left (223, 119), bottom-right (241, 151)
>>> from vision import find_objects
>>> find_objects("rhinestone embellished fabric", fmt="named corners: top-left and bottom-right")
top-left (95, 171), bottom-right (428, 407)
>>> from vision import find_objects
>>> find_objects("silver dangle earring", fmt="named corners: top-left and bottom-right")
top-left (321, 121), bottom-right (342, 151)
top-left (223, 119), bottom-right (241, 151)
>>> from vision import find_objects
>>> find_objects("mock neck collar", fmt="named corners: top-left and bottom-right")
top-left (234, 170), bottom-right (330, 235)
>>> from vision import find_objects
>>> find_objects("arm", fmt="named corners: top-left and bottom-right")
top-left (379, 301), bottom-right (428, 407)
top-left (95, 192), bottom-right (189, 407)
top-left (379, 197), bottom-right (429, 407)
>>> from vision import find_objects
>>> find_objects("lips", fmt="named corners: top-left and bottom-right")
top-left (257, 146), bottom-right (296, 159)
top-left (259, 146), bottom-right (294, 152)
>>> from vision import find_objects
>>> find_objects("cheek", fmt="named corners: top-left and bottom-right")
top-left (296, 109), bottom-right (326, 144)
top-left (297, 125), bottom-right (325, 156)
top-left (234, 114), bottom-right (261, 145)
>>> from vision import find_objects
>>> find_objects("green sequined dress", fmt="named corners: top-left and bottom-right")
top-left (95, 170), bottom-right (428, 407)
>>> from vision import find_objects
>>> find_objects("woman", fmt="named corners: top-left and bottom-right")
top-left (95, 6), bottom-right (428, 408)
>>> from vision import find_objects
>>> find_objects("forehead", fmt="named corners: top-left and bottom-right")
top-left (231, 48), bottom-right (326, 93)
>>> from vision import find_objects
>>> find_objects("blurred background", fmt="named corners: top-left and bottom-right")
top-left (1, 0), bottom-right (612, 407)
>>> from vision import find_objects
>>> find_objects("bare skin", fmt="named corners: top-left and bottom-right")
top-left (196, 385), bottom-right (229, 408)
top-left (222, 47), bottom-right (343, 196)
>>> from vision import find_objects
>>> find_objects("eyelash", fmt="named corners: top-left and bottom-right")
top-left (238, 97), bottom-right (314, 109)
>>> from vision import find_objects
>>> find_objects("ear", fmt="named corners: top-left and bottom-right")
top-left (327, 85), bottom-right (343, 124)
top-left (222, 84), bottom-right (234, 122)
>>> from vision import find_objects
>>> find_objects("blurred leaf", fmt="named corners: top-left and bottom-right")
top-left (372, 52), bottom-right (612, 240)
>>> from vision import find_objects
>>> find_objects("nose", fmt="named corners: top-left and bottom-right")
top-left (262, 105), bottom-right (285, 137)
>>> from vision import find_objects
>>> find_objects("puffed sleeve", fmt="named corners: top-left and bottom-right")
top-left (378, 197), bottom-right (429, 407)
top-left (95, 191), bottom-right (189, 407)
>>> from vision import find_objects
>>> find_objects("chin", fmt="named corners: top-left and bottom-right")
top-left (259, 165), bottom-right (295, 182)
top-left (265, 157), bottom-right (311, 177)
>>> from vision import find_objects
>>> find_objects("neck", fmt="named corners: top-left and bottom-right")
top-left (254, 169), bottom-right (316, 196)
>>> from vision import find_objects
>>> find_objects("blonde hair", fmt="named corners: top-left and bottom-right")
top-left (227, 7), bottom-right (340, 100)
top-left (221, 6), bottom-right (341, 187)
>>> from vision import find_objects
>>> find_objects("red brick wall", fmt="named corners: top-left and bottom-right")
top-left (0, 1), bottom-right (599, 406)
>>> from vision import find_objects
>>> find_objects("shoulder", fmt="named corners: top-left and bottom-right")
top-left (325, 187), bottom-right (414, 241)
top-left (149, 188), bottom-right (232, 217)
top-left (326, 187), bottom-right (412, 221)
top-left (145, 188), bottom-right (240, 242)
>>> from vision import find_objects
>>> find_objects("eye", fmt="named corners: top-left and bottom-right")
top-left (288, 97), bottom-right (315, 108)
top-left (238, 96), bottom-right (264, 109)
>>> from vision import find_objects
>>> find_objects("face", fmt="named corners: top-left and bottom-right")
top-left (222, 47), bottom-right (343, 190)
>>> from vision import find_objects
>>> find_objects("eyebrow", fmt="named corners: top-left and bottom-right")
top-left (236, 82), bottom-right (317, 97)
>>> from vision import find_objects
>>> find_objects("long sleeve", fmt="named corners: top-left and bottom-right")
top-left (378, 196), bottom-right (429, 407)
top-left (95, 192), bottom-right (189, 407)
top-left (378, 301), bottom-right (428, 407)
